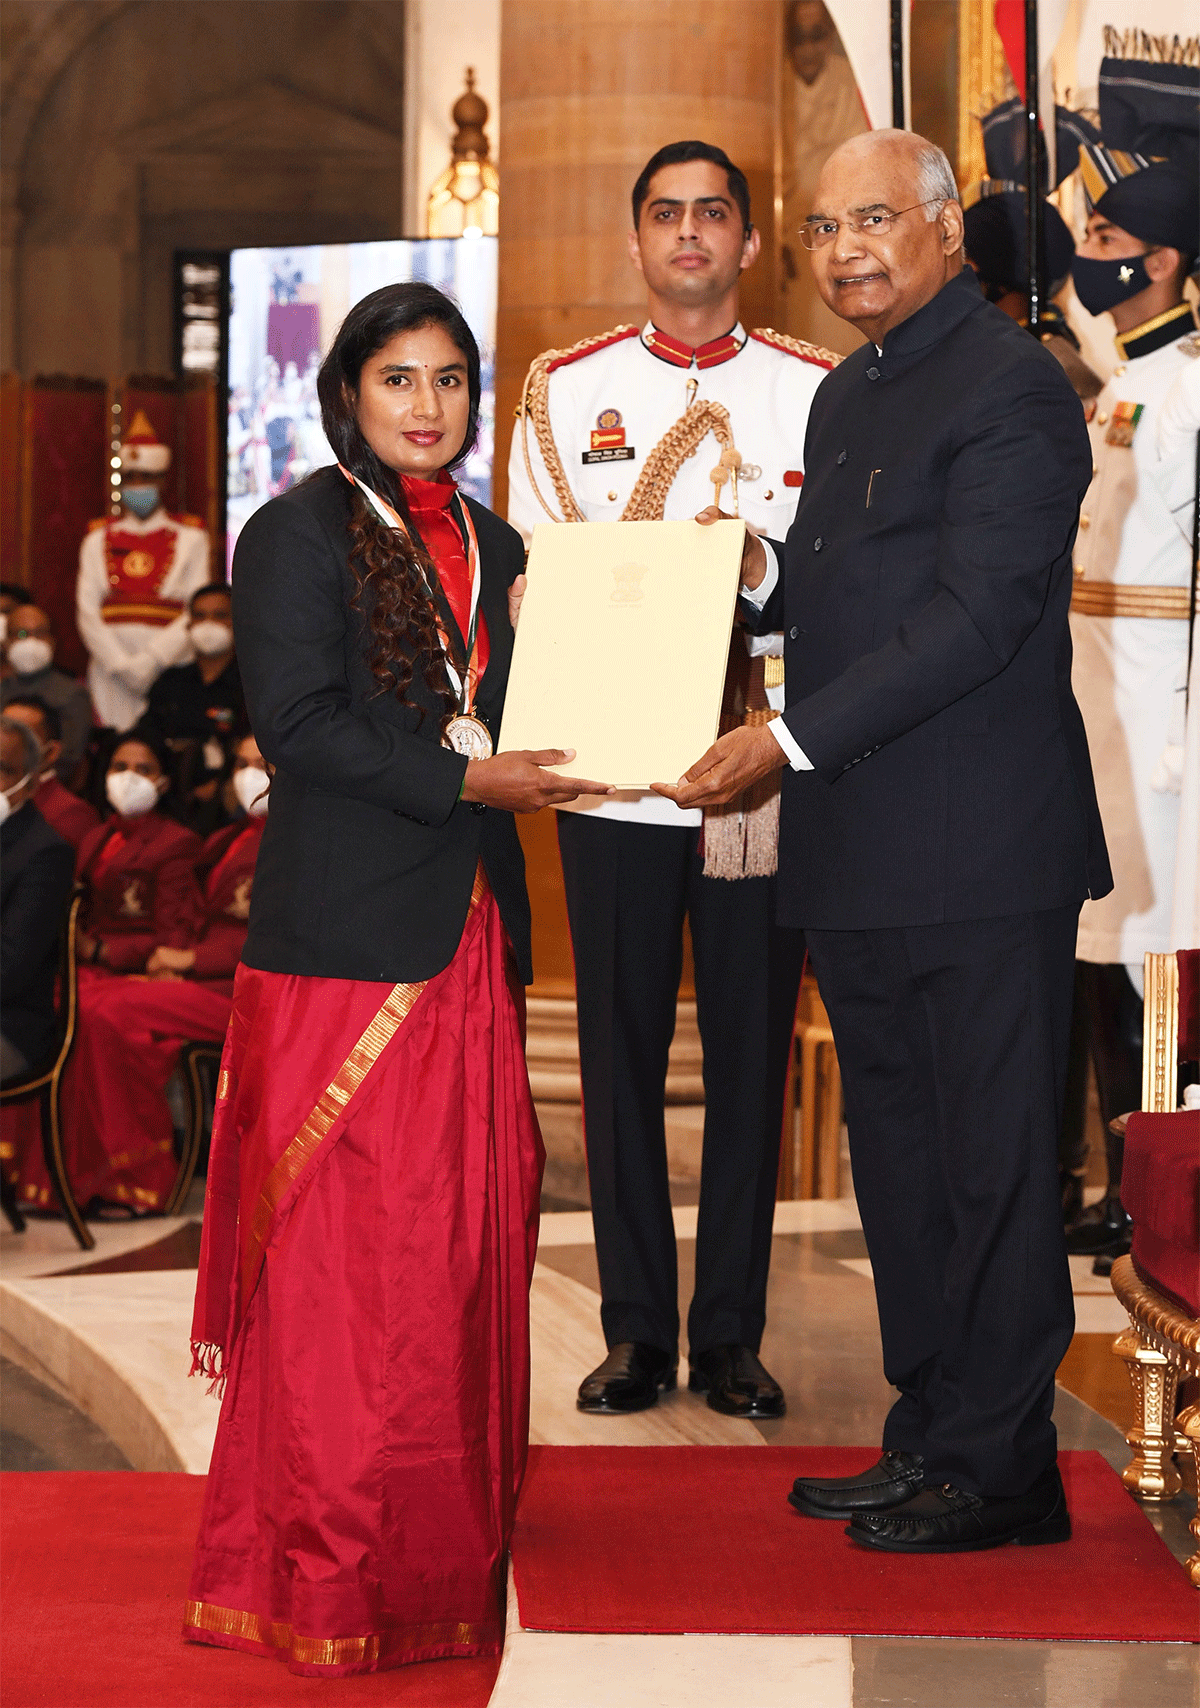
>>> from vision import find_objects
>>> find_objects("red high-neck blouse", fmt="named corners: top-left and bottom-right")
top-left (400, 471), bottom-right (490, 689)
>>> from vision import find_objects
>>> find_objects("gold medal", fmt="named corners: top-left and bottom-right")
top-left (443, 714), bottom-right (494, 760)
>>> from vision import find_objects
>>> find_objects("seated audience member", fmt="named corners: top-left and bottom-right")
top-left (1, 716), bottom-right (75, 1081)
top-left (1, 604), bottom-right (94, 783)
top-left (45, 735), bottom-right (268, 1218)
top-left (75, 731), bottom-right (203, 976)
top-left (144, 583), bottom-right (244, 825)
top-left (2, 697), bottom-right (99, 850)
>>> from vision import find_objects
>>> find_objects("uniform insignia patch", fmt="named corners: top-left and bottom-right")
top-left (589, 408), bottom-right (628, 452)
top-left (584, 406), bottom-right (635, 465)
top-left (1105, 401), bottom-right (1143, 448)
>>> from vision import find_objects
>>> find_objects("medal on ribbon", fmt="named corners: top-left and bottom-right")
top-left (341, 466), bottom-right (493, 759)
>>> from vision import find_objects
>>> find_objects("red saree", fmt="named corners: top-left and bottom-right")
top-left (184, 872), bottom-right (544, 1676)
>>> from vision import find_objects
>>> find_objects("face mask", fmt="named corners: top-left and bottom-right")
top-left (7, 636), bottom-right (53, 675)
top-left (233, 765), bottom-right (270, 817)
top-left (106, 769), bottom-right (161, 818)
top-left (1071, 252), bottom-right (1153, 317)
top-left (190, 620), bottom-right (232, 657)
top-left (121, 485), bottom-right (161, 520)
top-left (0, 772), bottom-right (32, 827)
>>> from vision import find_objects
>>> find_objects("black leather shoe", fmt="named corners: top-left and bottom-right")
top-left (1064, 1192), bottom-right (1132, 1258)
top-left (788, 1449), bottom-right (924, 1519)
top-left (576, 1342), bottom-right (677, 1414)
top-left (847, 1463), bottom-right (1070, 1553)
top-left (688, 1345), bottom-right (785, 1418)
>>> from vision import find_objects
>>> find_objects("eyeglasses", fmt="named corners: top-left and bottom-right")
top-left (799, 201), bottom-right (943, 251)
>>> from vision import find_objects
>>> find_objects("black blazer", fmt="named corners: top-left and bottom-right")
top-left (232, 467), bottom-right (532, 983)
top-left (1, 802), bottom-right (75, 1067)
top-left (749, 270), bottom-right (1112, 931)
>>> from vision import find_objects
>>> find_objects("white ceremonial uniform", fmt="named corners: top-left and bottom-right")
top-left (76, 506), bottom-right (210, 731)
top-left (1147, 345), bottom-right (1200, 950)
top-left (1070, 308), bottom-right (1198, 973)
top-left (507, 322), bottom-right (830, 824)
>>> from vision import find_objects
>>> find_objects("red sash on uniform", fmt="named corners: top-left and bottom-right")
top-left (96, 517), bottom-right (191, 626)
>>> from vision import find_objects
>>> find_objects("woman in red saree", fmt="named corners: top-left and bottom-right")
top-left (185, 283), bottom-right (611, 1678)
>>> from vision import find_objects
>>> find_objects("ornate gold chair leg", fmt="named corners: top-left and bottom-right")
top-left (1114, 1325), bottom-right (1183, 1499)
top-left (1174, 1401), bottom-right (1200, 1589)
top-left (799, 1031), bottom-right (819, 1199)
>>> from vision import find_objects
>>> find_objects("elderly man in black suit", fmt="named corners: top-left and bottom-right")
top-left (658, 129), bottom-right (1110, 1553)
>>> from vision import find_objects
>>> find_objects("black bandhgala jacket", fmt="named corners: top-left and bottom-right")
top-left (748, 269), bottom-right (1112, 930)
top-left (232, 466), bottom-right (532, 984)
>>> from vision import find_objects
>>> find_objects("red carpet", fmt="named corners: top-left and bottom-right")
top-left (1, 1475), bottom-right (500, 1708)
top-left (511, 1447), bottom-right (1197, 1644)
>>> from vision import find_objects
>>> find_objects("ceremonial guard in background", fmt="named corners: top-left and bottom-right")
top-left (509, 141), bottom-right (835, 1418)
top-left (1064, 132), bottom-right (1199, 1258)
top-left (76, 410), bottom-right (210, 732)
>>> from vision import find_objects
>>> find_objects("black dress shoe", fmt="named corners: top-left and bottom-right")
top-left (788, 1449), bottom-right (924, 1519)
top-left (847, 1463), bottom-right (1070, 1553)
top-left (688, 1345), bottom-right (785, 1418)
top-left (577, 1342), bottom-right (676, 1414)
top-left (1064, 1193), bottom-right (1132, 1258)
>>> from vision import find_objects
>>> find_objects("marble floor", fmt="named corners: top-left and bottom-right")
top-left (1, 1139), bottom-right (1196, 1707)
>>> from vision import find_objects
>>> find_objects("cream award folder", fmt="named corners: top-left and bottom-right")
top-left (498, 518), bottom-right (746, 789)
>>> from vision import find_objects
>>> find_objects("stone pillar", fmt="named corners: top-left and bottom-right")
top-left (495, 0), bottom-right (782, 518)
top-left (496, 1), bottom-right (781, 989)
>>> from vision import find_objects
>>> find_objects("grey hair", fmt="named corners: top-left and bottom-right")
top-left (0, 714), bottom-right (42, 777)
top-left (914, 140), bottom-right (960, 217)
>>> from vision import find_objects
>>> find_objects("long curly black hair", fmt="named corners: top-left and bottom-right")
top-left (316, 282), bottom-right (481, 719)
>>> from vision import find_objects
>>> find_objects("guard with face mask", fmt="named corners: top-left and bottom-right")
top-left (1, 604), bottom-right (94, 783)
top-left (1062, 134), bottom-right (1199, 1264)
top-left (143, 583), bottom-right (246, 826)
top-left (0, 715), bottom-right (75, 1085)
top-left (75, 410), bottom-right (210, 734)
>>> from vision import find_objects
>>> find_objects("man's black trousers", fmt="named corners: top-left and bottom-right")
top-left (557, 811), bottom-right (805, 1358)
top-left (804, 906), bottom-right (1078, 1497)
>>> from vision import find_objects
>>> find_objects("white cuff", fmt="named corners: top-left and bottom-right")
top-left (768, 717), bottom-right (812, 771)
top-left (740, 539), bottom-right (781, 610)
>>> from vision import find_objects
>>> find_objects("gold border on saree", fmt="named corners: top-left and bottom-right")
top-left (183, 1598), bottom-right (493, 1667)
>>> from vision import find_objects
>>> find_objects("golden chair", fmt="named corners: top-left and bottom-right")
top-left (0, 887), bottom-right (95, 1250)
top-left (778, 974), bottom-right (843, 1200)
top-left (1109, 950), bottom-right (1200, 1587)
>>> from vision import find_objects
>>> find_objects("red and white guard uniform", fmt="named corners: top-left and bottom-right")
top-left (76, 411), bottom-right (209, 731)
top-left (507, 322), bottom-right (830, 824)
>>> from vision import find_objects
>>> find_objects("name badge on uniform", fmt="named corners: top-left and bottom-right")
top-left (1105, 401), bottom-right (1143, 448)
top-left (583, 407), bottom-right (635, 464)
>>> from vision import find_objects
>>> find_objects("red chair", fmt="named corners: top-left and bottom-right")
top-left (1110, 949), bottom-right (1200, 1587)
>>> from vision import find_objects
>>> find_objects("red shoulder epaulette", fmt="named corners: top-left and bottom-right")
top-left (546, 325), bottom-right (639, 375)
top-left (749, 328), bottom-right (838, 370)
top-left (170, 512), bottom-right (205, 529)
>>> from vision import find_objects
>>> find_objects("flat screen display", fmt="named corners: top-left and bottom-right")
top-left (225, 237), bottom-right (497, 572)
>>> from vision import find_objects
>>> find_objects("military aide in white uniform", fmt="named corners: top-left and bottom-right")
top-left (508, 141), bottom-right (835, 1423)
top-left (1063, 161), bottom-right (1198, 1259)
top-left (76, 410), bottom-right (210, 732)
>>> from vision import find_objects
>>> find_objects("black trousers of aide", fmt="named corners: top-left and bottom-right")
top-left (557, 812), bottom-right (805, 1359)
top-left (804, 905), bottom-right (1079, 1497)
